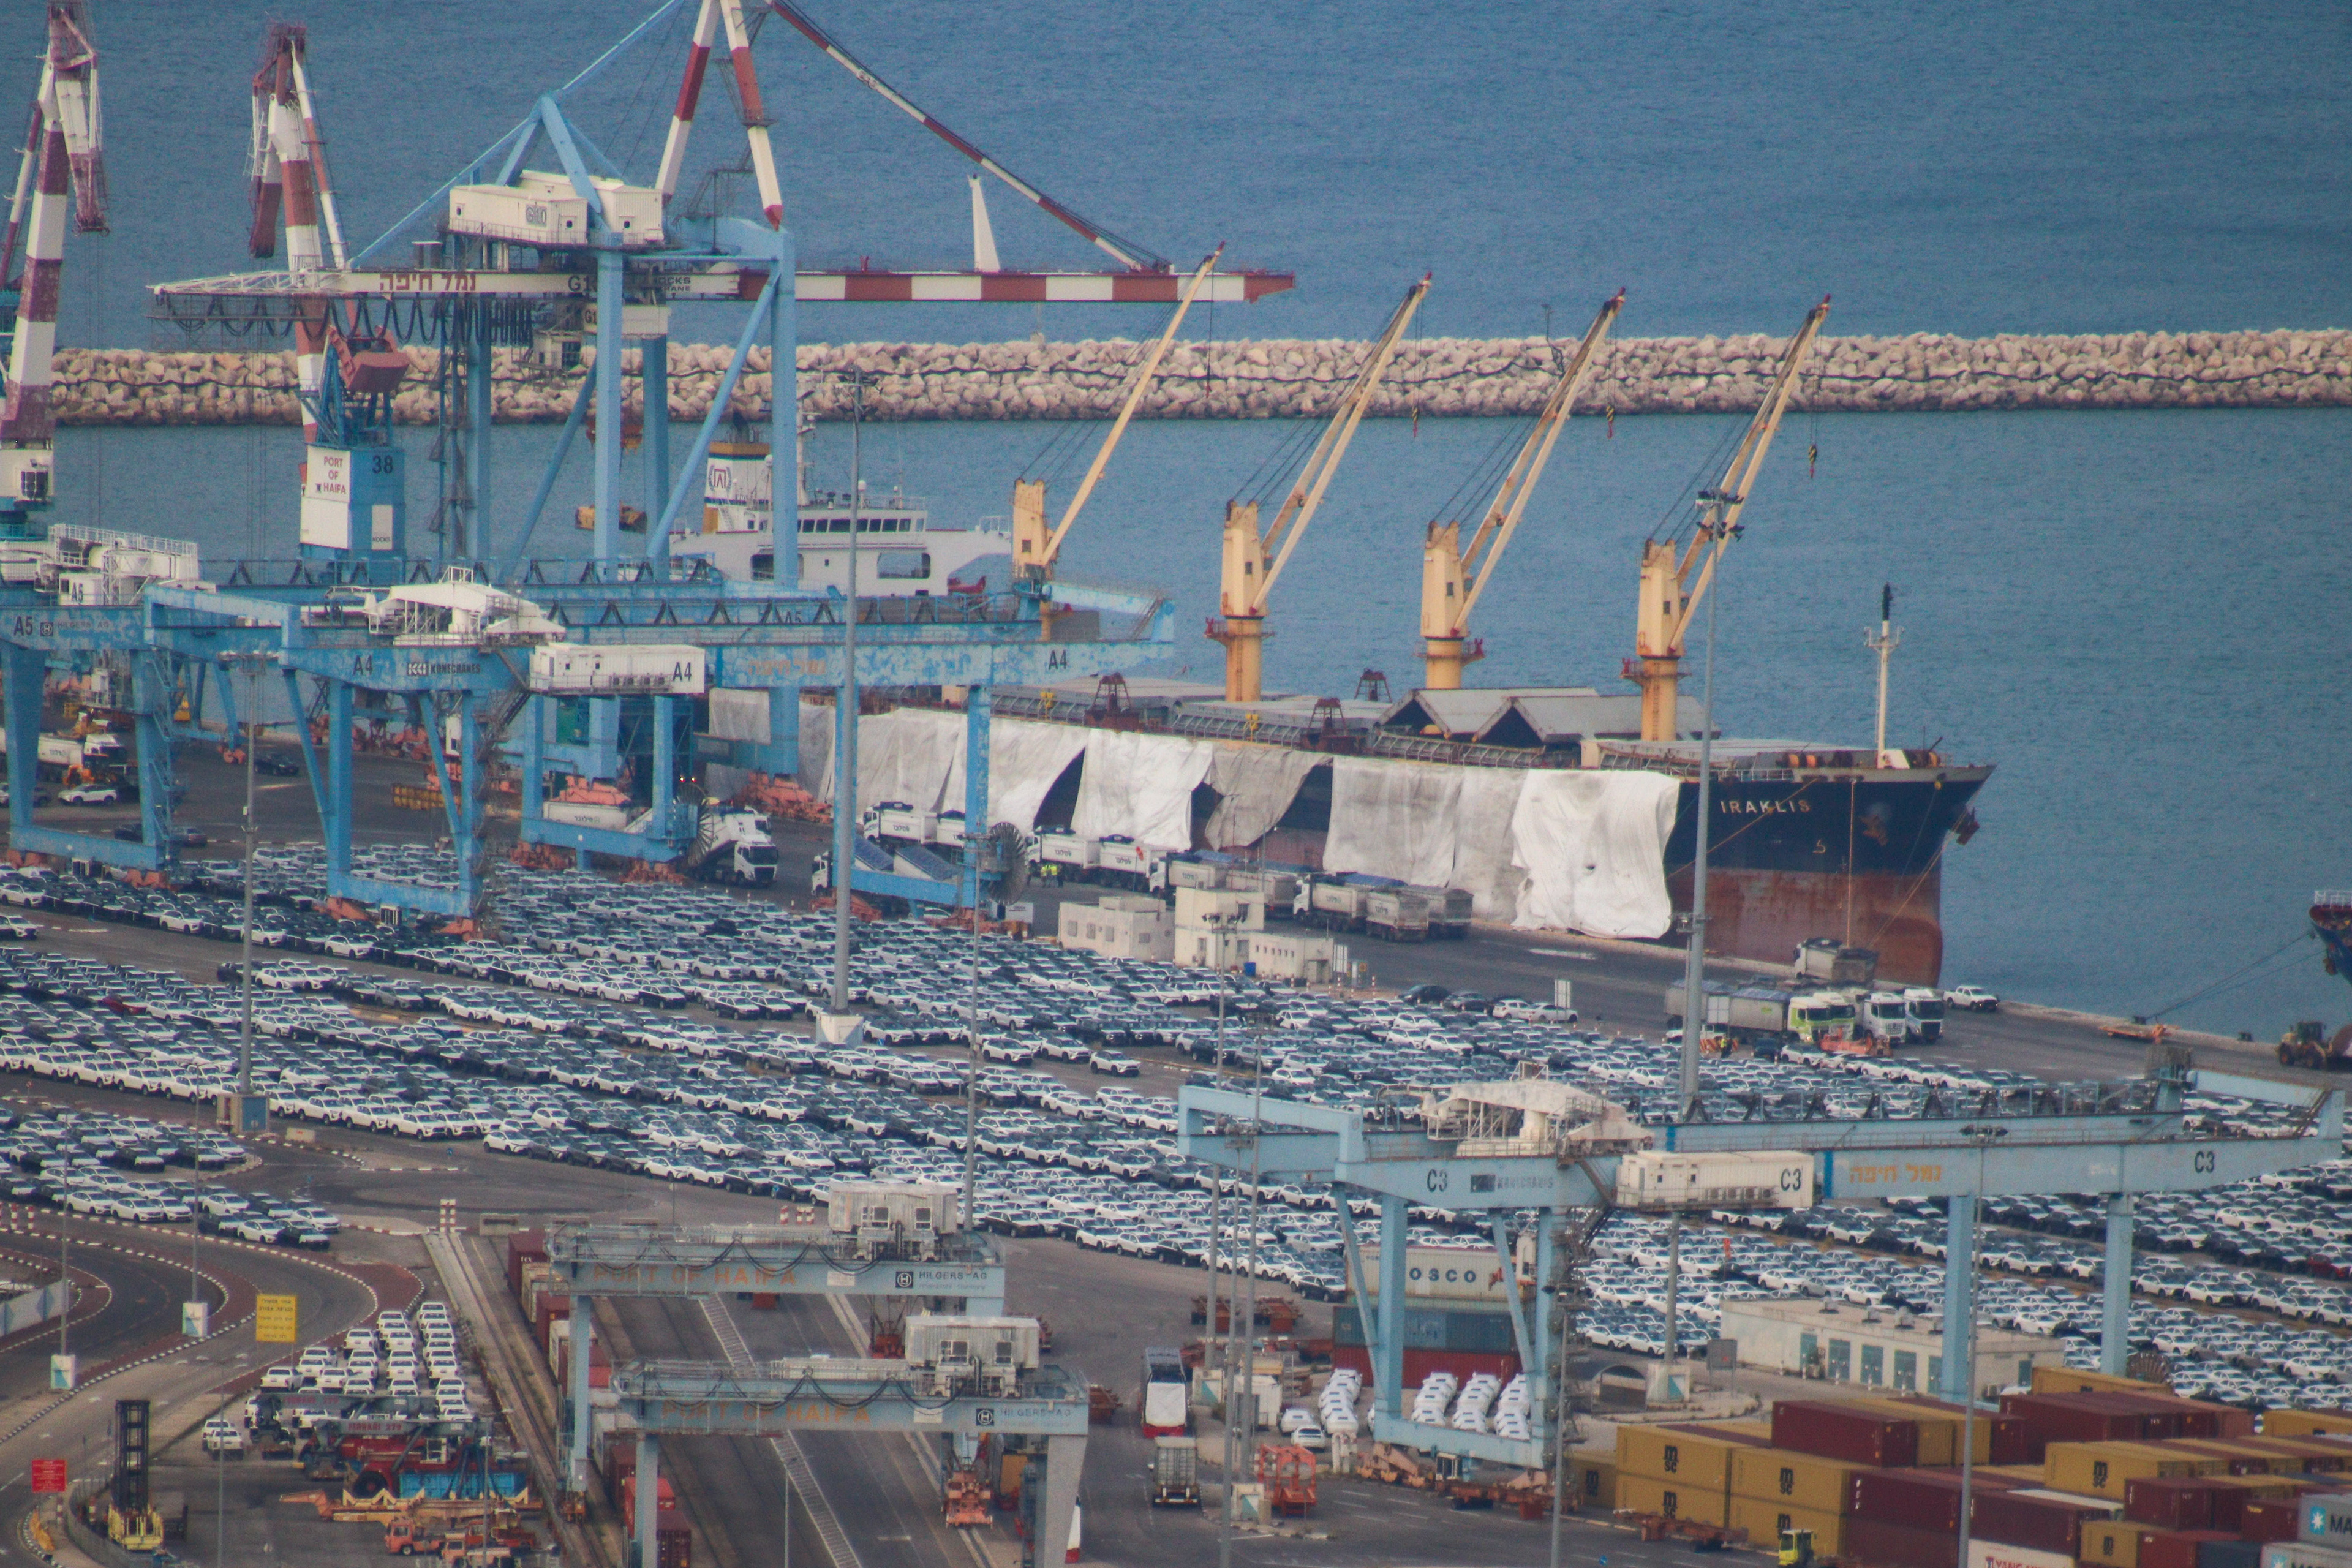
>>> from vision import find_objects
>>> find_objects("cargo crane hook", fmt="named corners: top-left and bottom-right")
top-left (1419, 289), bottom-right (1622, 690)
top-left (1210, 274), bottom-right (1431, 703)
top-left (1629, 296), bottom-right (1829, 742)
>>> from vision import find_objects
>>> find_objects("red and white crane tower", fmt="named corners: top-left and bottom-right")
top-left (0, 0), bottom-right (105, 533)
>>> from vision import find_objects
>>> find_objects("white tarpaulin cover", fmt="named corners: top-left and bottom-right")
top-left (1321, 757), bottom-right (1463, 888)
top-left (939, 717), bottom-right (1092, 833)
top-left (1450, 767), bottom-right (1531, 922)
top-left (1069, 731), bottom-right (1215, 850)
top-left (809, 706), bottom-right (965, 814)
top-left (707, 688), bottom-right (771, 744)
top-left (1507, 771), bottom-right (1681, 938)
top-left (796, 700), bottom-right (829, 791)
top-left (1202, 744), bottom-right (1324, 850)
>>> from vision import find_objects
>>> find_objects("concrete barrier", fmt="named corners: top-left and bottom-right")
top-left (50, 328), bottom-right (2352, 425)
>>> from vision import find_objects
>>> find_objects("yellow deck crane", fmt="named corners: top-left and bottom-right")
top-left (1630, 296), bottom-right (1830, 741)
top-left (1011, 248), bottom-right (1224, 620)
top-left (1419, 290), bottom-right (1623, 689)
top-left (1208, 275), bottom-right (1431, 701)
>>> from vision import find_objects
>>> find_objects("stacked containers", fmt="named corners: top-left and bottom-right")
top-left (1614, 1420), bottom-right (1771, 1528)
top-left (1725, 1445), bottom-right (1864, 1557)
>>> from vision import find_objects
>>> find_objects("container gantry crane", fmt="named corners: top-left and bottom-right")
top-left (1630, 297), bottom-right (1828, 741)
top-left (1208, 276), bottom-right (1428, 703)
top-left (1419, 290), bottom-right (1621, 690)
top-left (0, 0), bottom-right (105, 543)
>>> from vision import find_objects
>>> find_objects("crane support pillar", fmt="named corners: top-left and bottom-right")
top-left (592, 243), bottom-right (624, 564)
top-left (1210, 500), bottom-right (1268, 701)
top-left (652, 693), bottom-right (677, 848)
top-left (133, 658), bottom-right (173, 858)
top-left (769, 236), bottom-right (797, 587)
top-left (325, 678), bottom-right (352, 889)
top-left (468, 309), bottom-right (493, 556)
top-left (960, 685), bottom-right (989, 909)
top-left (1635, 540), bottom-right (1684, 741)
top-left (1375, 1194), bottom-right (1406, 1425)
top-left (1419, 522), bottom-right (1479, 690)
top-left (2, 642), bottom-right (39, 848)
top-left (643, 334), bottom-right (669, 567)
top-left (1208, 615), bottom-right (1265, 703)
top-left (2101, 1193), bottom-right (2134, 1376)
top-left (568, 1292), bottom-right (594, 1493)
top-left (1939, 1193), bottom-right (1975, 1402)
top-left (633, 1432), bottom-right (659, 1568)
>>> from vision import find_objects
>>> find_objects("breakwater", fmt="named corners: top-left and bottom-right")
top-left (51, 328), bottom-right (2352, 425)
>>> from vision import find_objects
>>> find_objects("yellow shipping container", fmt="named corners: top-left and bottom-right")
top-left (2044, 1442), bottom-right (2228, 1499)
top-left (2033, 1366), bottom-right (2169, 1397)
top-left (1728, 1495), bottom-right (1844, 1557)
top-left (1568, 1456), bottom-right (1618, 1512)
top-left (1619, 1472), bottom-right (1729, 1527)
top-left (2079, 1517), bottom-right (2158, 1568)
top-left (1727, 1448), bottom-right (1864, 1516)
top-left (1842, 1396), bottom-right (1961, 1466)
top-left (2267, 1409), bottom-right (2352, 1439)
top-left (1616, 1424), bottom-right (1763, 1494)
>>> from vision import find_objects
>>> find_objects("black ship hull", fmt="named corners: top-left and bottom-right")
top-left (1662, 765), bottom-right (1992, 985)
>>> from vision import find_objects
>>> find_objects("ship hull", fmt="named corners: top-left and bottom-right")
top-left (1663, 769), bottom-right (1989, 985)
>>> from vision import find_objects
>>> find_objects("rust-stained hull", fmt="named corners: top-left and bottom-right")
top-left (1668, 862), bottom-right (1949, 986)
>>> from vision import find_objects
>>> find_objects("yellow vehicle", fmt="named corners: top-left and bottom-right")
top-left (1778, 1527), bottom-right (1815, 1567)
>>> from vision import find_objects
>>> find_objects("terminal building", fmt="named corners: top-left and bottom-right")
top-left (1721, 1297), bottom-right (2067, 1395)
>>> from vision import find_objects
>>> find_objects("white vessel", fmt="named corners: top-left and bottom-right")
top-left (671, 440), bottom-right (1009, 597)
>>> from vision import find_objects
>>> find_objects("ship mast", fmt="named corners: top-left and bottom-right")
top-left (1867, 582), bottom-right (1901, 757)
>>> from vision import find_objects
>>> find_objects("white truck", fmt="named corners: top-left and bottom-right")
top-left (1858, 990), bottom-right (1920, 1045)
top-left (1901, 986), bottom-right (1946, 1042)
top-left (686, 808), bottom-right (779, 887)
top-left (861, 800), bottom-right (937, 847)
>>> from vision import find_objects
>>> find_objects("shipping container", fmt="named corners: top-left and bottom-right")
top-left (2140, 1533), bottom-right (2233, 1568)
top-left (1971, 1487), bottom-right (2109, 1556)
top-left (2305, 1496), bottom-right (2352, 1545)
top-left (2267, 1414), bottom-right (2352, 1441)
top-left (2083, 1519), bottom-right (2162, 1568)
top-left (505, 1231), bottom-right (548, 1300)
top-left (1966, 1537), bottom-right (2074, 1568)
top-left (2047, 1442), bottom-right (2225, 1499)
top-left (1770, 1401), bottom-right (1920, 1468)
top-left (1727, 1447), bottom-right (1864, 1515)
top-left (1848, 1468), bottom-right (1967, 1534)
top-left (1892, 1394), bottom-right (2034, 1465)
top-left (2248, 1501), bottom-right (2306, 1544)
top-left (1618, 1472), bottom-right (1727, 1526)
top-left (1328, 1346), bottom-right (1520, 1388)
top-left (1844, 1395), bottom-right (1960, 1466)
top-left (1569, 1456), bottom-right (1617, 1512)
top-left (2007, 1393), bottom-right (2179, 1453)
top-left (2266, 1540), bottom-right (2352, 1568)
top-left (2128, 1477), bottom-right (2239, 1531)
top-left (2035, 1368), bottom-right (2174, 1398)
top-left (1616, 1422), bottom-right (1768, 1494)
top-left (1728, 1495), bottom-right (1844, 1557)
top-left (1845, 1517), bottom-right (1959, 1568)
top-left (2201, 1543), bottom-right (2263, 1568)
top-left (1335, 1300), bottom-right (1521, 1354)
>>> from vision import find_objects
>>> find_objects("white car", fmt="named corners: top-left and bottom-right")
top-left (56, 783), bottom-right (121, 805)
top-left (1944, 985), bottom-right (1999, 1012)
top-left (201, 1419), bottom-right (246, 1455)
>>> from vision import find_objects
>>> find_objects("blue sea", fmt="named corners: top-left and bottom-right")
top-left (17, 0), bottom-right (2352, 1035)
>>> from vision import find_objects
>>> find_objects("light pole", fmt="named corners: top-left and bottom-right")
top-left (220, 652), bottom-right (268, 1131)
top-left (826, 375), bottom-right (864, 1024)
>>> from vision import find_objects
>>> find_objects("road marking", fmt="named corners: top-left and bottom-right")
top-left (1524, 948), bottom-right (1596, 961)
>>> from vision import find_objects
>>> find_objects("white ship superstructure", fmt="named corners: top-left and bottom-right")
top-left (671, 440), bottom-right (1009, 597)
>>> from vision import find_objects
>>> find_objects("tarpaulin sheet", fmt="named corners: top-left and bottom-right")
top-left (1321, 757), bottom-right (1463, 888)
top-left (938, 717), bottom-right (1092, 832)
top-left (1069, 731), bottom-right (1215, 850)
top-left (1508, 771), bottom-right (1680, 938)
top-left (797, 701), bottom-right (831, 793)
top-left (1450, 767), bottom-right (1532, 922)
top-left (1203, 744), bottom-right (1324, 850)
top-left (707, 688), bottom-right (771, 744)
top-left (807, 706), bottom-right (963, 813)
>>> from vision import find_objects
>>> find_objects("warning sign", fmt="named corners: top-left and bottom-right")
top-left (255, 1293), bottom-right (298, 1344)
top-left (29, 1459), bottom-right (64, 1494)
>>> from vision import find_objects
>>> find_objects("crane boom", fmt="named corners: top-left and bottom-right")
top-left (1011, 247), bottom-right (1221, 584)
top-left (1632, 296), bottom-right (1829, 741)
top-left (1254, 273), bottom-right (1428, 611)
top-left (1417, 290), bottom-right (1619, 689)
top-left (1208, 275), bottom-right (1429, 701)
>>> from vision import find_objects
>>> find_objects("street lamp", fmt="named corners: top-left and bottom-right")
top-left (218, 651), bottom-right (272, 1136)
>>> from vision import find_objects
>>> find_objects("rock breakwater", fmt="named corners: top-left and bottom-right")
top-left (51, 328), bottom-right (2352, 426)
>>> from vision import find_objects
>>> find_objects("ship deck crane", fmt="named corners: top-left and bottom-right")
top-left (1630, 296), bottom-right (1828, 741)
top-left (1419, 290), bottom-right (1621, 690)
top-left (1010, 247), bottom-right (1222, 600)
top-left (1209, 275), bottom-right (1429, 703)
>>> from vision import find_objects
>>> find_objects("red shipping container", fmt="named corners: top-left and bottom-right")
top-left (2125, 1477), bottom-right (2228, 1531)
top-left (1842, 1517), bottom-right (1959, 1568)
top-left (1847, 1469), bottom-right (1965, 1533)
top-left (2000, 1391), bottom-right (2174, 1454)
top-left (1770, 1401), bottom-right (1920, 1468)
top-left (504, 1230), bottom-right (547, 1299)
top-left (1970, 1489), bottom-right (2104, 1558)
top-left (2138, 1530), bottom-right (2237, 1568)
top-left (1891, 1395), bottom-right (2035, 1466)
top-left (2242, 1499), bottom-right (2302, 1544)
top-left (1328, 1347), bottom-right (1522, 1387)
